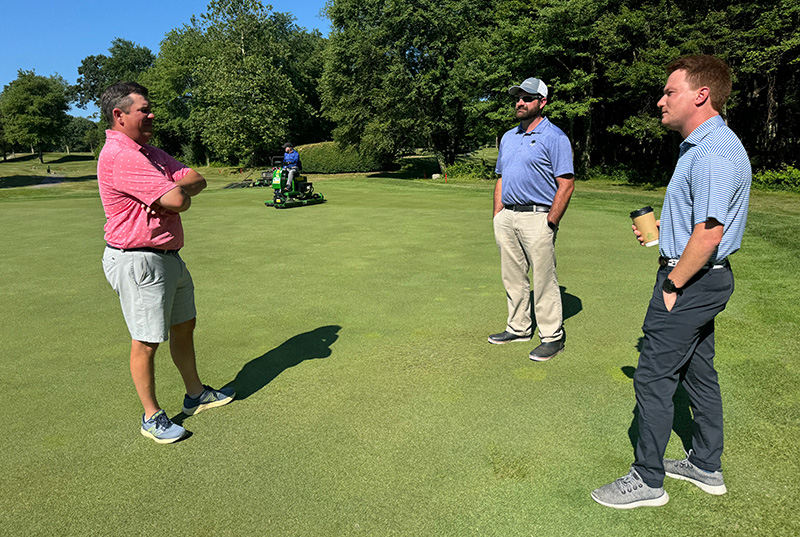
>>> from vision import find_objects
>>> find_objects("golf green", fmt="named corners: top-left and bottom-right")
top-left (1, 177), bottom-right (798, 535)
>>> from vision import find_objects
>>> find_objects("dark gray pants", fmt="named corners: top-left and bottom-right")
top-left (632, 264), bottom-right (734, 488)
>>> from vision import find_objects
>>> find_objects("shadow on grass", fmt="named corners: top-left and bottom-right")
top-left (1, 153), bottom-right (39, 163)
top-left (623, 364), bottom-right (695, 458)
top-left (560, 286), bottom-right (582, 320)
top-left (367, 155), bottom-right (440, 180)
top-left (50, 154), bottom-right (95, 164)
top-left (526, 287), bottom-right (582, 331)
top-left (0, 174), bottom-right (97, 189)
top-left (172, 325), bottom-right (340, 426)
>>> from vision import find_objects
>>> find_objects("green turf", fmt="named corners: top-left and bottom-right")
top-left (1, 164), bottom-right (798, 535)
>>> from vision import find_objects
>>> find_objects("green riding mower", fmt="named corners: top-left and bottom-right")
top-left (263, 156), bottom-right (325, 209)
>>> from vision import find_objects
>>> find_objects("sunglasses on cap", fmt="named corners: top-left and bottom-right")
top-left (513, 94), bottom-right (543, 103)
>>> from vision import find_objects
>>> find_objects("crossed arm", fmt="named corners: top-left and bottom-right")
top-left (153, 170), bottom-right (207, 213)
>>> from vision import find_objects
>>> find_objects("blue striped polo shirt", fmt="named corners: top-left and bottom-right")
top-left (495, 118), bottom-right (574, 206)
top-left (660, 115), bottom-right (751, 261)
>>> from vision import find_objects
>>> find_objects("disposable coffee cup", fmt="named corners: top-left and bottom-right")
top-left (630, 206), bottom-right (659, 247)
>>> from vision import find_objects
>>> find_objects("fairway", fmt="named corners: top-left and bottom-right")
top-left (1, 177), bottom-right (798, 536)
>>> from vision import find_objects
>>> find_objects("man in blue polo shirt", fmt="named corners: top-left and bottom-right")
top-left (282, 142), bottom-right (302, 191)
top-left (592, 55), bottom-right (751, 509)
top-left (489, 77), bottom-right (575, 361)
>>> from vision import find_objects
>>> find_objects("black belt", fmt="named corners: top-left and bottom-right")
top-left (659, 256), bottom-right (728, 269)
top-left (504, 204), bottom-right (550, 213)
top-left (106, 244), bottom-right (180, 255)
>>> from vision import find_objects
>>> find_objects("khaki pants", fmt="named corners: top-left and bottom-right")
top-left (493, 208), bottom-right (563, 342)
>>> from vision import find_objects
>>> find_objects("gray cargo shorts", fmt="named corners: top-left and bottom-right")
top-left (102, 246), bottom-right (196, 343)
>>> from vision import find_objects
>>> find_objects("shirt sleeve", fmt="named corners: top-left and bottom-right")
top-left (147, 145), bottom-right (192, 181)
top-left (495, 143), bottom-right (504, 175)
top-left (691, 154), bottom-right (740, 226)
top-left (111, 148), bottom-right (180, 207)
top-left (550, 134), bottom-right (575, 178)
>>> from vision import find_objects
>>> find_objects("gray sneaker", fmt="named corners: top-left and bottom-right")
top-left (664, 451), bottom-right (727, 495)
top-left (591, 468), bottom-right (669, 509)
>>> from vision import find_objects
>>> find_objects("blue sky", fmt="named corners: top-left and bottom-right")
top-left (0, 0), bottom-right (330, 118)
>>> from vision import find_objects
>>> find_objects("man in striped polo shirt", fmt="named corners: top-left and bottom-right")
top-left (592, 55), bottom-right (751, 509)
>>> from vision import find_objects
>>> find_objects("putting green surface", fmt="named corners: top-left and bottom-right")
top-left (1, 177), bottom-right (798, 535)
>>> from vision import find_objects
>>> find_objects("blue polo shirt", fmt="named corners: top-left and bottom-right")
top-left (283, 150), bottom-right (300, 168)
top-left (660, 115), bottom-right (751, 261)
top-left (495, 117), bottom-right (574, 206)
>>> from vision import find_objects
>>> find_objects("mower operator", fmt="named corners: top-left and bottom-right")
top-left (591, 55), bottom-right (751, 509)
top-left (282, 142), bottom-right (302, 190)
top-left (98, 81), bottom-right (234, 444)
top-left (489, 77), bottom-right (575, 362)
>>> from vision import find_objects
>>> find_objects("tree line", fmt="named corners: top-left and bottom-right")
top-left (2, 0), bottom-right (798, 175)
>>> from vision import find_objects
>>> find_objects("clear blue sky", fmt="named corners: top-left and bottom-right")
top-left (0, 0), bottom-right (330, 118)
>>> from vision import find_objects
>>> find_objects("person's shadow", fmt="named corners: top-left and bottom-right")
top-left (173, 325), bottom-right (340, 425)
top-left (623, 337), bottom-right (694, 457)
top-left (560, 286), bottom-right (582, 320)
top-left (528, 286), bottom-right (583, 326)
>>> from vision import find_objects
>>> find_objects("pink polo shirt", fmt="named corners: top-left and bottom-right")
top-left (98, 130), bottom-right (192, 250)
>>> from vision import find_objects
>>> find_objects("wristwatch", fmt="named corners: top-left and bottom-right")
top-left (662, 277), bottom-right (682, 295)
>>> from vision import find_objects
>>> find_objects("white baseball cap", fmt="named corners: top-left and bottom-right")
top-left (508, 77), bottom-right (548, 98)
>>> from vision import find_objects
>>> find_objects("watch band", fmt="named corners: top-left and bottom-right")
top-left (662, 277), bottom-right (682, 295)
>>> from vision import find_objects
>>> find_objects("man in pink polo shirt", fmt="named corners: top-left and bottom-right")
top-left (99, 82), bottom-right (234, 444)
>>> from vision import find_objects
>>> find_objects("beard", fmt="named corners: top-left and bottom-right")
top-left (516, 104), bottom-right (541, 121)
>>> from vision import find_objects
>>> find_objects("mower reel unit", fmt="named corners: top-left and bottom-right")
top-left (264, 156), bottom-right (325, 209)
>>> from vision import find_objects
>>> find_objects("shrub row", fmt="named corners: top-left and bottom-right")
top-left (298, 141), bottom-right (382, 174)
top-left (444, 158), bottom-right (498, 180)
top-left (752, 165), bottom-right (800, 191)
top-left (583, 164), bottom-right (670, 185)
top-left (585, 163), bottom-right (800, 191)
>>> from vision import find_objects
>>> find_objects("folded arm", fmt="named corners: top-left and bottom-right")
top-left (154, 170), bottom-right (207, 213)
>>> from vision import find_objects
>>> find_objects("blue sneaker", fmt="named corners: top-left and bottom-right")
top-left (140, 410), bottom-right (186, 444)
top-left (182, 385), bottom-right (236, 415)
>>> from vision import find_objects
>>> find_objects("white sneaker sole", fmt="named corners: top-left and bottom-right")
top-left (182, 394), bottom-right (235, 416)
top-left (665, 471), bottom-right (727, 495)
top-left (529, 347), bottom-right (564, 361)
top-left (591, 490), bottom-right (669, 509)
top-left (488, 335), bottom-right (532, 345)
top-left (141, 427), bottom-right (185, 444)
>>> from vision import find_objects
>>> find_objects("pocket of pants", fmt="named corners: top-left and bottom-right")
top-left (702, 269), bottom-right (734, 294)
top-left (101, 251), bottom-right (117, 286)
top-left (132, 253), bottom-right (159, 287)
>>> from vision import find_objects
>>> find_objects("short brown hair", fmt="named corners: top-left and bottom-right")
top-left (666, 55), bottom-right (731, 113)
top-left (100, 82), bottom-right (149, 125)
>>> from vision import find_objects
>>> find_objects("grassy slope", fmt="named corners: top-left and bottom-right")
top-left (1, 157), bottom-right (798, 536)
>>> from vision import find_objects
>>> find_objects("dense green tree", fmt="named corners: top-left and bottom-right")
top-left (138, 26), bottom-right (208, 160)
top-left (474, 0), bottom-right (610, 171)
top-left (321, 0), bottom-right (800, 173)
top-left (73, 38), bottom-right (156, 109)
top-left (0, 70), bottom-right (70, 163)
top-left (83, 124), bottom-right (106, 156)
top-left (191, 0), bottom-right (301, 165)
top-left (321, 0), bottom-right (497, 169)
top-left (140, 0), bottom-right (328, 165)
top-left (0, 111), bottom-right (7, 161)
top-left (717, 0), bottom-right (800, 168)
top-left (62, 116), bottom-right (97, 153)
